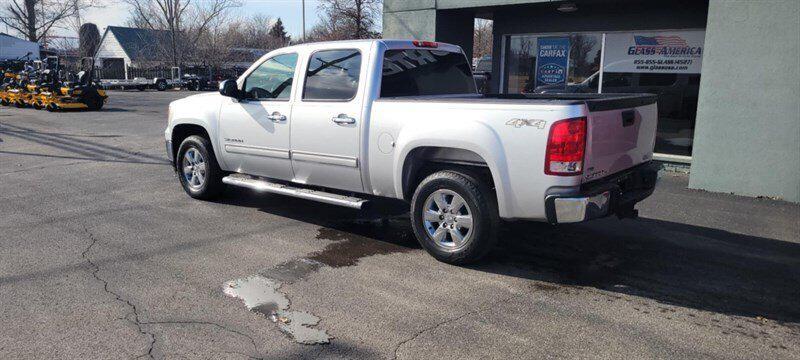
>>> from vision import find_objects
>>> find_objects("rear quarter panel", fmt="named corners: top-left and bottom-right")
top-left (368, 100), bottom-right (587, 220)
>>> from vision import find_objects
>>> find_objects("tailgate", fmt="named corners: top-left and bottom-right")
top-left (582, 95), bottom-right (658, 183)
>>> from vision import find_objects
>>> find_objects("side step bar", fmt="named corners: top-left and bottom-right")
top-left (222, 174), bottom-right (369, 209)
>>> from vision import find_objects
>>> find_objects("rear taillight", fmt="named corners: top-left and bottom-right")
top-left (412, 40), bottom-right (439, 48)
top-left (545, 117), bottom-right (587, 176)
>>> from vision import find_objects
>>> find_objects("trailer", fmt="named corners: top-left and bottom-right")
top-left (98, 66), bottom-right (184, 91)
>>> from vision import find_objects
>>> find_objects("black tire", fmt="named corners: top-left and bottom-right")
top-left (176, 135), bottom-right (225, 200)
top-left (156, 80), bottom-right (168, 91)
top-left (85, 95), bottom-right (104, 111)
top-left (410, 170), bottom-right (499, 264)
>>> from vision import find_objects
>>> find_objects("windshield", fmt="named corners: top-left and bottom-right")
top-left (380, 49), bottom-right (476, 97)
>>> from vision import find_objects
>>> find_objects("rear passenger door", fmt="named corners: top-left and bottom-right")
top-left (290, 48), bottom-right (366, 192)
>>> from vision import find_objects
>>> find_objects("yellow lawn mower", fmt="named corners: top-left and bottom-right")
top-left (4, 59), bottom-right (44, 108)
top-left (40, 58), bottom-right (107, 111)
top-left (29, 57), bottom-right (64, 109)
top-left (0, 71), bottom-right (19, 106)
top-left (0, 58), bottom-right (27, 106)
top-left (4, 72), bottom-right (32, 108)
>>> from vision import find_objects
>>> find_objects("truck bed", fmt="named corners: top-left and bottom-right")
top-left (374, 92), bottom-right (659, 186)
top-left (378, 93), bottom-right (658, 112)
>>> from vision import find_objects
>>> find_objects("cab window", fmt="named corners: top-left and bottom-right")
top-left (380, 49), bottom-right (476, 97)
top-left (243, 53), bottom-right (298, 100)
top-left (303, 49), bottom-right (362, 101)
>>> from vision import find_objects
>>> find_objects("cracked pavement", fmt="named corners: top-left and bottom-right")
top-left (1, 91), bottom-right (799, 359)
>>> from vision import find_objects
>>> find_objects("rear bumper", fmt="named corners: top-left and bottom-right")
top-left (545, 162), bottom-right (659, 224)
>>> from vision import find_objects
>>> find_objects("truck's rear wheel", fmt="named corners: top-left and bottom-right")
top-left (410, 170), bottom-right (498, 264)
top-left (176, 135), bottom-right (224, 200)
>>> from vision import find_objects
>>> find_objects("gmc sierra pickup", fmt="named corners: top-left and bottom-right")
top-left (165, 39), bottom-right (659, 264)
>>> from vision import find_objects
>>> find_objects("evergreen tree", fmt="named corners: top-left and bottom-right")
top-left (268, 18), bottom-right (289, 44)
top-left (79, 23), bottom-right (101, 58)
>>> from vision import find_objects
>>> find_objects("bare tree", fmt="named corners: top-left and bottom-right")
top-left (194, 12), bottom-right (234, 70)
top-left (310, 0), bottom-right (381, 41)
top-left (473, 19), bottom-right (492, 59)
top-left (0, 0), bottom-right (97, 42)
top-left (228, 15), bottom-right (288, 49)
top-left (569, 34), bottom-right (598, 82)
top-left (122, 0), bottom-right (241, 65)
top-left (194, 14), bottom-right (295, 74)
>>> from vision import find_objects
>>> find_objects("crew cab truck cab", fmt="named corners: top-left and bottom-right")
top-left (165, 39), bottom-right (659, 264)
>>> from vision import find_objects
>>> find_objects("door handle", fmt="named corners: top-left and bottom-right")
top-left (332, 114), bottom-right (356, 125)
top-left (267, 111), bottom-right (286, 122)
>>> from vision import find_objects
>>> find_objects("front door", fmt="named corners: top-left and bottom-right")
top-left (218, 53), bottom-right (299, 180)
top-left (290, 49), bottom-right (365, 192)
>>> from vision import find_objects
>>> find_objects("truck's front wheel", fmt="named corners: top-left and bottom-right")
top-left (176, 135), bottom-right (224, 200)
top-left (410, 170), bottom-right (498, 264)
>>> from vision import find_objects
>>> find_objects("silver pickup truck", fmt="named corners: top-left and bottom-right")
top-left (165, 39), bottom-right (659, 264)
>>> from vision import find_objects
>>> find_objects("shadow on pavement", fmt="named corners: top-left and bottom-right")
top-left (100, 108), bottom-right (133, 112)
top-left (0, 122), bottom-right (168, 165)
top-left (219, 187), bottom-right (800, 324)
top-left (257, 339), bottom-right (381, 359)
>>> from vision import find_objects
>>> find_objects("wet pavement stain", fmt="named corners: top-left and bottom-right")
top-left (310, 224), bottom-right (415, 267)
top-left (259, 257), bottom-right (324, 283)
top-left (224, 273), bottom-right (331, 345)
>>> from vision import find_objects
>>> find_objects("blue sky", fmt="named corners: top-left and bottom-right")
top-left (80, 0), bottom-right (328, 38)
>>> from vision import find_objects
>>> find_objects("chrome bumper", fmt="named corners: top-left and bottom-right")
top-left (551, 191), bottom-right (611, 223)
top-left (545, 162), bottom-right (659, 224)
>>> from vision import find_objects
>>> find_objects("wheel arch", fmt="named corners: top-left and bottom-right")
top-left (170, 123), bottom-right (211, 168)
top-left (397, 143), bottom-right (513, 218)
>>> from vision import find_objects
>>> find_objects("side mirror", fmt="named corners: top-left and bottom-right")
top-left (219, 79), bottom-right (240, 98)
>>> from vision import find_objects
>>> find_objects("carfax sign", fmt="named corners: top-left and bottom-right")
top-left (603, 30), bottom-right (705, 73)
top-left (535, 37), bottom-right (570, 89)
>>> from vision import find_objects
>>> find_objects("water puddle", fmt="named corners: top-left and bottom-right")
top-left (223, 216), bottom-right (417, 345)
top-left (224, 269), bottom-right (331, 345)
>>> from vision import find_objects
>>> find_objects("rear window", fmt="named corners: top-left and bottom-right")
top-left (303, 49), bottom-right (362, 101)
top-left (380, 49), bottom-right (476, 97)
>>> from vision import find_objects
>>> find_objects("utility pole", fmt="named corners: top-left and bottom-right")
top-left (301, 0), bottom-right (306, 42)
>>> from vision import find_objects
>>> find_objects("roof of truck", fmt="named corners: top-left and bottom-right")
top-left (276, 39), bottom-right (464, 53)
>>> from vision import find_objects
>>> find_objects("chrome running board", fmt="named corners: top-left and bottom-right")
top-left (222, 174), bottom-right (369, 209)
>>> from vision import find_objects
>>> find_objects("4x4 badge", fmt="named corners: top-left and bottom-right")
top-left (506, 119), bottom-right (546, 129)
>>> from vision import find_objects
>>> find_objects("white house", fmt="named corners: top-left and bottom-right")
top-left (94, 26), bottom-right (171, 78)
top-left (93, 26), bottom-right (273, 80)
top-left (0, 33), bottom-right (40, 61)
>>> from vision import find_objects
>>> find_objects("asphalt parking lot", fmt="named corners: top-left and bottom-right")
top-left (1, 91), bottom-right (799, 359)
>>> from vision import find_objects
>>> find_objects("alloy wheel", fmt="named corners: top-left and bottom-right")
top-left (422, 189), bottom-right (474, 250)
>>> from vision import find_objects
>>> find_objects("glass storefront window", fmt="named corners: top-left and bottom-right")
top-left (502, 30), bottom-right (704, 157)
top-left (504, 33), bottom-right (601, 94)
top-left (566, 34), bottom-right (602, 91)
top-left (504, 35), bottom-right (537, 94)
